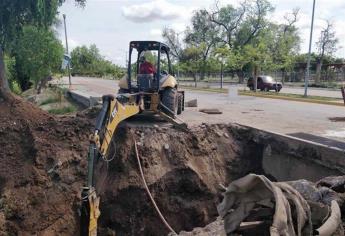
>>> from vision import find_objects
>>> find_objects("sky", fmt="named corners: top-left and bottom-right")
top-left (57, 0), bottom-right (345, 66)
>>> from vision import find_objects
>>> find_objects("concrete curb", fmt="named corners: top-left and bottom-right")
top-left (240, 124), bottom-right (345, 181)
top-left (67, 90), bottom-right (101, 107)
top-left (238, 91), bottom-right (344, 107)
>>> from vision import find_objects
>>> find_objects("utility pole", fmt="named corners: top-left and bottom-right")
top-left (304, 0), bottom-right (316, 97)
top-left (63, 14), bottom-right (72, 88)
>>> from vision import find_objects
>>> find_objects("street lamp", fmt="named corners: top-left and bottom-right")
top-left (63, 14), bottom-right (72, 88)
top-left (304, 0), bottom-right (316, 97)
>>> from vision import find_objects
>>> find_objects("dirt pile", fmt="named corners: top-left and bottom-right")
top-left (0, 97), bottom-right (266, 235)
top-left (0, 98), bottom-right (93, 235)
top-left (95, 123), bottom-right (265, 235)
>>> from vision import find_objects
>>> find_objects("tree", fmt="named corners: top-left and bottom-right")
top-left (315, 20), bottom-right (339, 83)
top-left (179, 46), bottom-right (204, 86)
top-left (71, 44), bottom-right (124, 78)
top-left (235, 0), bottom-right (273, 47)
top-left (185, 9), bottom-right (219, 79)
top-left (208, 0), bottom-right (273, 82)
top-left (251, 9), bottom-right (300, 84)
top-left (15, 26), bottom-right (64, 94)
top-left (209, 0), bottom-right (273, 48)
top-left (162, 28), bottom-right (183, 61)
top-left (209, 1), bottom-right (247, 48)
top-left (0, 0), bottom-right (85, 98)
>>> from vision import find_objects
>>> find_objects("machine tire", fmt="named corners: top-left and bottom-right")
top-left (161, 87), bottom-right (177, 117)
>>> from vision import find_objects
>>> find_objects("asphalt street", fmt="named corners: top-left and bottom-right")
top-left (58, 77), bottom-right (345, 141)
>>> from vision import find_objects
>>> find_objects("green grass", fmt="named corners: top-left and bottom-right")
top-left (305, 82), bottom-right (342, 89)
top-left (239, 90), bottom-right (342, 102)
top-left (47, 106), bottom-right (76, 114)
top-left (40, 97), bottom-right (59, 105)
top-left (239, 90), bottom-right (344, 107)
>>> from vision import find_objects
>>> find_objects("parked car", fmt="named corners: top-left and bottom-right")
top-left (247, 76), bottom-right (282, 92)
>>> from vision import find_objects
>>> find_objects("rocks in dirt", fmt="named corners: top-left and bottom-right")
top-left (172, 217), bottom-right (226, 236)
top-left (164, 143), bottom-right (170, 150)
top-left (185, 99), bottom-right (198, 107)
top-left (26, 95), bottom-right (38, 104)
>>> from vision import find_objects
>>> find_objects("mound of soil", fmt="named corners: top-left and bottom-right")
top-left (0, 97), bottom-right (265, 235)
top-left (0, 97), bottom-right (93, 235)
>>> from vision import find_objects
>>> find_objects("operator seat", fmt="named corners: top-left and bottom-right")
top-left (137, 74), bottom-right (154, 91)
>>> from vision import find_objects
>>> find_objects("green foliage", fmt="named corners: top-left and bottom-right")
top-left (0, 0), bottom-right (85, 50)
top-left (4, 55), bottom-right (21, 94)
top-left (48, 106), bottom-right (76, 114)
top-left (40, 97), bottom-right (59, 105)
top-left (71, 44), bottom-right (124, 78)
top-left (14, 26), bottom-right (64, 90)
top-left (184, 9), bottom-right (219, 79)
top-left (162, 1), bottom-right (306, 79)
top-left (0, 0), bottom-right (86, 94)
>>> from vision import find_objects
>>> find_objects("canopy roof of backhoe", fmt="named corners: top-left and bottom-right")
top-left (129, 41), bottom-right (170, 52)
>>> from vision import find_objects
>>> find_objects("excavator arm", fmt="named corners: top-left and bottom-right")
top-left (80, 94), bottom-right (140, 236)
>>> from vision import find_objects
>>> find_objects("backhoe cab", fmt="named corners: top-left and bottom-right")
top-left (118, 41), bottom-right (184, 116)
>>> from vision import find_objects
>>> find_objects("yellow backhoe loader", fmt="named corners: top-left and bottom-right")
top-left (80, 41), bottom-right (185, 235)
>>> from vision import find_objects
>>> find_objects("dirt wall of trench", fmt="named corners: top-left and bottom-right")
top-left (94, 123), bottom-right (266, 235)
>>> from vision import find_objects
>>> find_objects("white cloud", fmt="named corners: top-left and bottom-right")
top-left (122, 0), bottom-right (189, 23)
top-left (149, 28), bottom-right (162, 37)
top-left (170, 22), bottom-right (187, 33)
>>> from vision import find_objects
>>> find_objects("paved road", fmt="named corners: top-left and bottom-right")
top-left (179, 81), bottom-right (343, 99)
top-left (58, 77), bottom-right (345, 141)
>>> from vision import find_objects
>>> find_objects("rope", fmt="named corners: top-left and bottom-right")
top-left (133, 138), bottom-right (177, 235)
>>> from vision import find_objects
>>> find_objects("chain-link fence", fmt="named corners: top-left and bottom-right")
top-left (176, 70), bottom-right (345, 85)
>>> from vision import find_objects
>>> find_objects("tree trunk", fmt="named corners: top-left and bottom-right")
top-left (281, 70), bottom-right (285, 85)
top-left (315, 58), bottom-right (322, 84)
top-left (200, 59), bottom-right (206, 80)
top-left (237, 70), bottom-right (245, 83)
top-left (253, 66), bottom-right (258, 92)
top-left (0, 48), bottom-right (10, 99)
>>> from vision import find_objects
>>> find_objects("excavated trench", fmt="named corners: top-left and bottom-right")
top-left (1, 99), bottom-right (343, 235)
top-left (94, 124), bottom-right (266, 235)
top-left (93, 122), bottom-right (344, 236)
